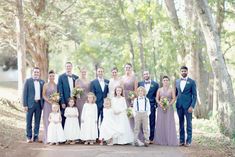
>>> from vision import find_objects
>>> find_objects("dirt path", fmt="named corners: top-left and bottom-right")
top-left (3, 142), bottom-right (186, 157)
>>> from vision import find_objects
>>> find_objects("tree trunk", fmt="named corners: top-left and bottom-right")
top-left (118, 0), bottom-right (135, 68)
top-left (195, 0), bottom-right (235, 137)
top-left (164, 0), bottom-right (180, 30)
top-left (216, 0), bottom-right (225, 37)
top-left (15, 0), bottom-right (26, 99)
top-left (136, 21), bottom-right (145, 74)
top-left (185, 0), bottom-right (209, 118)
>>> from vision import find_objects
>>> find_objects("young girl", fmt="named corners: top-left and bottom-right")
top-left (47, 104), bottom-right (66, 145)
top-left (64, 97), bottom-right (81, 144)
top-left (80, 92), bottom-right (98, 145)
top-left (111, 86), bottom-right (134, 145)
top-left (99, 98), bottom-right (120, 145)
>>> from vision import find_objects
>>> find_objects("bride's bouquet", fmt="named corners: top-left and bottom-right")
top-left (160, 97), bottom-right (169, 112)
top-left (126, 107), bottom-right (134, 118)
top-left (49, 92), bottom-right (60, 103)
top-left (72, 87), bottom-right (84, 98)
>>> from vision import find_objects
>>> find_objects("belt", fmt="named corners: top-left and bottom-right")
top-left (34, 100), bottom-right (40, 103)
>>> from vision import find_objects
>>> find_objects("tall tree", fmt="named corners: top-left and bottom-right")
top-left (15, 0), bottom-right (26, 98)
top-left (195, 0), bottom-right (235, 136)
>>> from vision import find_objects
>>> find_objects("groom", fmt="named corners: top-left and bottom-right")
top-left (23, 67), bottom-right (44, 143)
top-left (138, 70), bottom-right (159, 143)
top-left (176, 66), bottom-right (197, 147)
top-left (58, 62), bottom-right (78, 127)
top-left (90, 67), bottom-right (109, 125)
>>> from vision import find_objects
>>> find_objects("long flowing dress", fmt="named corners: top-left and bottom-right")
top-left (75, 79), bottom-right (90, 126)
top-left (112, 96), bottom-right (134, 144)
top-left (122, 75), bottom-right (137, 131)
top-left (43, 83), bottom-right (57, 144)
top-left (153, 89), bottom-right (178, 146)
top-left (47, 112), bottom-right (66, 143)
top-left (99, 108), bottom-right (120, 141)
top-left (108, 78), bottom-right (122, 98)
top-left (64, 107), bottom-right (81, 140)
top-left (80, 103), bottom-right (98, 141)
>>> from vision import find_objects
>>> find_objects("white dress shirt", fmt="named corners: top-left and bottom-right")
top-left (133, 96), bottom-right (151, 116)
top-left (180, 77), bottom-right (188, 92)
top-left (68, 76), bottom-right (74, 97)
top-left (34, 80), bottom-right (40, 100)
top-left (144, 80), bottom-right (151, 94)
top-left (98, 78), bottom-right (105, 92)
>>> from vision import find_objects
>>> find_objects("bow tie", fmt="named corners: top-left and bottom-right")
top-left (145, 81), bottom-right (150, 84)
top-left (181, 78), bottom-right (187, 81)
top-left (33, 79), bottom-right (39, 82)
top-left (139, 97), bottom-right (145, 99)
top-left (67, 75), bottom-right (72, 78)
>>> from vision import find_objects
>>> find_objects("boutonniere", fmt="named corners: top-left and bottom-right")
top-left (186, 81), bottom-right (190, 84)
top-left (150, 84), bottom-right (154, 88)
top-left (39, 80), bottom-right (43, 84)
top-left (105, 82), bottom-right (109, 86)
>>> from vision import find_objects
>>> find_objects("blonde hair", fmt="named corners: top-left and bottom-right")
top-left (86, 92), bottom-right (97, 103)
top-left (104, 98), bottom-right (111, 108)
top-left (52, 103), bottom-right (60, 113)
top-left (137, 86), bottom-right (146, 96)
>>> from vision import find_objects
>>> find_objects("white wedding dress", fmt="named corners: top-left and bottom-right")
top-left (111, 96), bottom-right (134, 144)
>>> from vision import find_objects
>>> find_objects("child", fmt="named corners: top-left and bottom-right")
top-left (47, 104), bottom-right (66, 145)
top-left (99, 98), bottom-right (120, 145)
top-left (64, 97), bottom-right (81, 144)
top-left (111, 86), bottom-right (134, 145)
top-left (80, 92), bottom-right (98, 145)
top-left (133, 86), bottom-right (151, 147)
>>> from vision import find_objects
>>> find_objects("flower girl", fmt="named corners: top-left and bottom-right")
top-left (112, 86), bottom-right (134, 145)
top-left (80, 92), bottom-right (98, 145)
top-left (47, 104), bottom-right (66, 145)
top-left (64, 97), bottom-right (81, 144)
top-left (99, 98), bottom-right (120, 145)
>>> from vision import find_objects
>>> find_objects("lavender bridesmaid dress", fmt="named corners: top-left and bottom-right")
top-left (43, 83), bottom-right (57, 144)
top-left (154, 89), bottom-right (178, 146)
top-left (122, 75), bottom-right (137, 132)
top-left (75, 79), bottom-right (90, 126)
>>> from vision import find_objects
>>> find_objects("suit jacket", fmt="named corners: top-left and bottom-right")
top-left (90, 78), bottom-right (109, 108)
top-left (23, 78), bottom-right (45, 109)
top-left (58, 73), bottom-right (79, 105)
top-left (175, 77), bottom-right (197, 109)
top-left (138, 80), bottom-right (159, 106)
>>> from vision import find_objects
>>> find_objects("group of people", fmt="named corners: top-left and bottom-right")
top-left (23, 62), bottom-right (197, 147)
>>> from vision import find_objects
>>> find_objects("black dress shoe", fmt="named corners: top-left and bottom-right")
top-left (179, 143), bottom-right (185, 146)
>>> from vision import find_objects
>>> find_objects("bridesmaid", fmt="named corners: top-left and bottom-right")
top-left (154, 76), bottom-right (178, 146)
top-left (121, 63), bottom-right (138, 107)
top-left (75, 67), bottom-right (90, 126)
top-left (121, 63), bottom-right (138, 130)
top-left (42, 70), bottom-right (57, 144)
top-left (108, 67), bottom-right (123, 98)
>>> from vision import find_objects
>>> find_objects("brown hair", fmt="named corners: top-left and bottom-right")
top-left (86, 92), bottom-right (97, 103)
top-left (104, 98), bottom-right (112, 108)
top-left (114, 86), bottom-right (124, 97)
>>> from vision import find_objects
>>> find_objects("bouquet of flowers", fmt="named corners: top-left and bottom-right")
top-left (72, 87), bottom-right (84, 98)
top-left (49, 92), bottom-right (60, 103)
top-left (160, 97), bottom-right (169, 112)
top-left (128, 91), bottom-right (136, 100)
top-left (126, 107), bottom-right (134, 118)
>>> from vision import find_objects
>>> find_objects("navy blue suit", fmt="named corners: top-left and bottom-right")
top-left (23, 78), bottom-right (44, 141)
top-left (176, 77), bottom-right (197, 144)
top-left (90, 79), bottom-right (109, 123)
top-left (138, 80), bottom-right (159, 141)
top-left (58, 73), bottom-right (79, 127)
